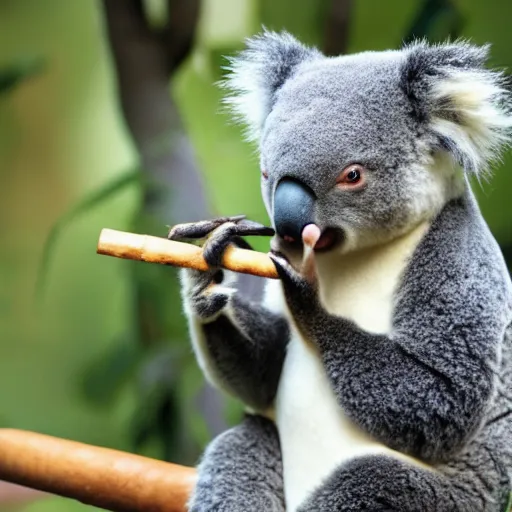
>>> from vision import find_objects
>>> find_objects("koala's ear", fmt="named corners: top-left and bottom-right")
top-left (401, 41), bottom-right (512, 175)
top-left (221, 30), bottom-right (321, 141)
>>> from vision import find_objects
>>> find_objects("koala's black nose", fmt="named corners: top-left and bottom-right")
top-left (273, 178), bottom-right (316, 243)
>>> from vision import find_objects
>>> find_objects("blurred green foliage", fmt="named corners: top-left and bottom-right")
top-left (505, 492), bottom-right (512, 512)
top-left (404, 0), bottom-right (464, 43)
top-left (0, 57), bottom-right (44, 95)
top-left (1, 0), bottom-right (511, 510)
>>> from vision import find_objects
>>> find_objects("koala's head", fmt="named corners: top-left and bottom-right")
top-left (223, 31), bottom-right (512, 253)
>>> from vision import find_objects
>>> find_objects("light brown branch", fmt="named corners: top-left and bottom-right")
top-left (0, 482), bottom-right (48, 506)
top-left (97, 228), bottom-right (279, 280)
top-left (0, 429), bottom-right (196, 512)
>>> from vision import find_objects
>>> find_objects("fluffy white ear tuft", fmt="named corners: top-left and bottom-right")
top-left (220, 30), bottom-right (321, 142)
top-left (402, 40), bottom-right (512, 176)
top-left (430, 68), bottom-right (512, 175)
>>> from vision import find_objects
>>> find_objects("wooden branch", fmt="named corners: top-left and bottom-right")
top-left (0, 429), bottom-right (196, 512)
top-left (97, 228), bottom-right (279, 279)
top-left (0, 482), bottom-right (48, 506)
top-left (323, 0), bottom-right (353, 56)
top-left (163, 0), bottom-right (202, 72)
top-left (102, 0), bottom-right (209, 224)
top-left (102, 0), bottom-right (225, 447)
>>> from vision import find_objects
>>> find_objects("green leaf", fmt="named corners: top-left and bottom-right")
top-left (260, 0), bottom-right (331, 48)
top-left (504, 491), bottom-right (512, 512)
top-left (502, 243), bottom-right (512, 274)
top-left (129, 345), bottom-right (200, 462)
top-left (131, 389), bottom-right (181, 461)
top-left (0, 56), bottom-right (45, 94)
top-left (35, 169), bottom-right (140, 302)
top-left (130, 352), bottom-right (177, 453)
top-left (80, 338), bottom-right (143, 406)
top-left (403, 0), bottom-right (464, 44)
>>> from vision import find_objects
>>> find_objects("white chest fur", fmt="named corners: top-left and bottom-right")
top-left (272, 222), bottom-right (432, 511)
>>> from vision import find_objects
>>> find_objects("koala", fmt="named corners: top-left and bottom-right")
top-left (170, 31), bottom-right (512, 511)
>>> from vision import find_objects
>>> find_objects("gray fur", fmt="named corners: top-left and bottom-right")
top-left (297, 326), bottom-right (512, 511)
top-left (180, 31), bottom-right (512, 511)
top-left (221, 30), bottom-right (321, 141)
top-left (189, 415), bottom-right (285, 512)
top-left (201, 294), bottom-right (289, 411)
top-left (272, 190), bottom-right (511, 462)
top-left (178, 212), bottom-right (289, 410)
top-left (253, 40), bottom-right (510, 249)
top-left (297, 451), bottom-right (508, 511)
top-left (181, 267), bottom-right (289, 411)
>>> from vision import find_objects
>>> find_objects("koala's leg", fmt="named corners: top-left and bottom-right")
top-left (173, 217), bottom-right (289, 411)
top-left (297, 453), bottom-right (507, 512)
top-left (189, 414), bottom-right (285, 512)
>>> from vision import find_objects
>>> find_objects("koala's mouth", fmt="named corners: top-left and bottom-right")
top-left (313, 228), bottom-right (340, 251)
top-left (272, 227), bottom-right (341, 254)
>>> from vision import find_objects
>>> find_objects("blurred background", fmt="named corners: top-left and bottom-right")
top-left (0, 0), bottom-right (511, 510)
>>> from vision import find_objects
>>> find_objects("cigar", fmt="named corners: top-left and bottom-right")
top-left (0, 429), bottom-right (196, 512)
top-left (97, 228), bottom-right (279, 279)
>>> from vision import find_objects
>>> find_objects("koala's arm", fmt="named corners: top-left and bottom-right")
top-left (181, 268), bottom-right (289, 412)
top-left (272, 196), bottom-right (512, 463)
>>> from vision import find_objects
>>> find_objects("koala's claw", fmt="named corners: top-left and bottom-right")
top-left (169, 216), bottom-right (274, 268)
top-left (191, 284), bottom-right (230, 319)
top-left (168, 215), bottom-right (245, 241)
top-left (269, 252), bottom-right (307, 289)
top-left (176, 216), bottom-right (274, 320)
top-left (168, 215), bottom-right (274, 242)
top-left (182, 267), bottom-right (231, 320)
top-left (202, 222), bottom-right (240, 267)
top-left (234, 219), bottom-right (275, 237)
top-left (269, 252), bottom-right (319, 319)
top-left (202, 222), bottom-right (271, 267)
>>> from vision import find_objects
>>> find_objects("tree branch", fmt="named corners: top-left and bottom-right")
top-left (0, 429), bottom-right (195, 512)
top-left (102, 0), bottom-right (226, 457)
top-left (0, 482), bottom-right (47, 507)
top-left (102, 0), bottom-right (208, 222)
top-left (97, 228), bottom-right (279, 279)
top-left (163, 0), bottom-right (202, 73)
top-left (323, 0), bottom-right (353, 56)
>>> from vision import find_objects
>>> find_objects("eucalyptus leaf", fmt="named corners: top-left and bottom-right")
top-left (131, 387), bottom-right (181, 461)
top-left (504, 492), bottom-right (512, 512)
top-left (0, 56), bottom-right (44, 94)
top-left (502, 243), bottom-right (512, 274)
top-left (36, 170), bottom-right (140, 301)
top-left (403, 0), bottom-right (464, 43)
top-left (81, 338), bottom-right (143, 406)
top-left (129, 344), bottom-right (200, 462)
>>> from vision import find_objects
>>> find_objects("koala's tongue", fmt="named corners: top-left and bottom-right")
top-left (301, 223), bottom-right (333, 251)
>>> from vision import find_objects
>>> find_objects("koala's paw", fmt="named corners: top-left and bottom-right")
top-left (269, 252), bottom-right (322, 330)
top-left (169, 215), bottom-right (274, 266)
top-left (180, 268), bottom-right (232, 321)
top-left (174, 216), bottom-right (273, 321)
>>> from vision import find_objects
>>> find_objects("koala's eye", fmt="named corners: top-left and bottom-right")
top-left (336, 164), bottom-right (366, 189)
top-left (345, 169), bottom-right (360, 182)
top-left (261, 170), bottom-right (269, 180)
